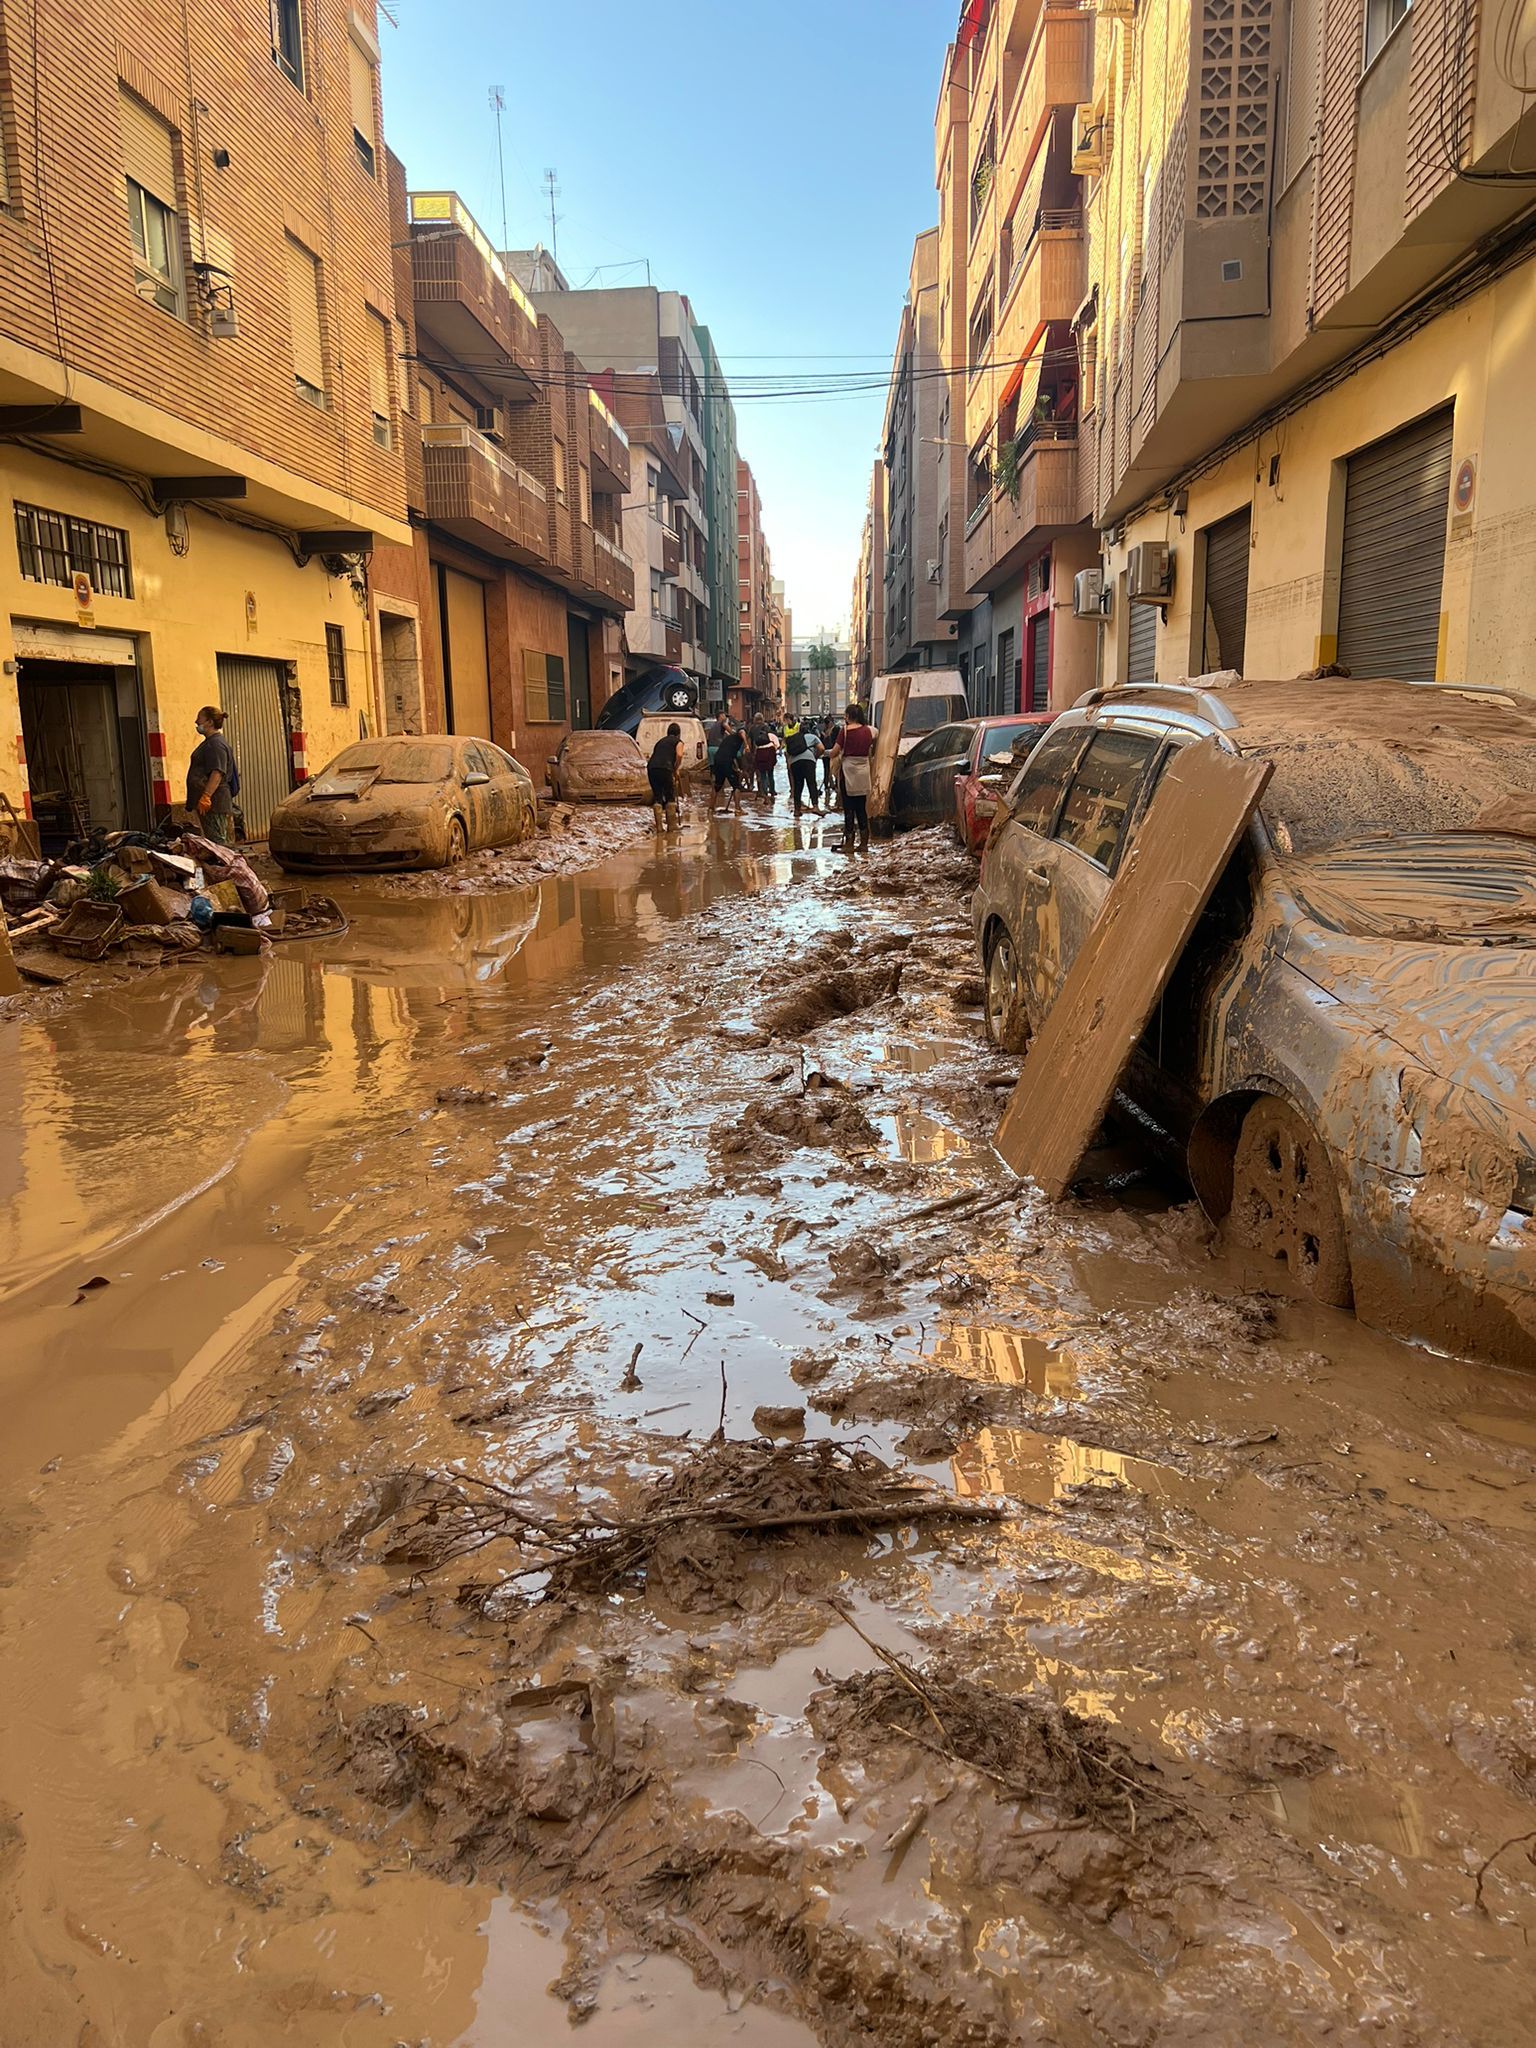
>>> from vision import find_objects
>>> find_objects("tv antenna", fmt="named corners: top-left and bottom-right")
top-left (489, 87), bottom-right (508, 251)
top-left (542, 168), bottom-right (561, 260)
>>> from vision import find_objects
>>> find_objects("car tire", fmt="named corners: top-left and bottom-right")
top-left (982, 925), bottom-right (1030, 1054)
top-left (445, 816), bottom-right (468, 865)
top-left (661, 681), bottom-right (694, 711)
top-left (1226, 1095), bottom-right (1353, 1309)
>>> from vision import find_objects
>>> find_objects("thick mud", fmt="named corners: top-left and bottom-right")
top-left (5, 805), bottom-right (1536, 2044)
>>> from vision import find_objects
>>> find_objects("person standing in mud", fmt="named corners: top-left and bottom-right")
top-left (834, 704), bottom-right (874, 852)
top-left (185, 705), bottom-right (237, 844)
top-left (647, 721), bottom-right (685, 834)
top-left (821, 715), bottom-right (844, 803)
top-left (783, 716), bottom-right (822, 818)
top-left (712, 717), bottom-right (748, 815)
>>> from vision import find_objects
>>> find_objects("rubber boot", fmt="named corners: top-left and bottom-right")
top-left (665, 801), bottom-right (680, 832)
top-left (651, 803), bottom-right (665, 833)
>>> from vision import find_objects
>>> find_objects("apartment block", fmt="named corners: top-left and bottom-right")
top-left (849, 464), bottom-right (886, 699)
top-left (933, 0), bottom-right (1099, 718)
top-left (793, 638), bottom-right (851, 718)
top-left (1082, 0), bottom-right (1536, 692)
top-left (882, 229), bottom-right (960, 672)
top-left (369, 187), bottom-right (631, 769)
top-left (695, 323), bottom-right (742, 708)
top-left (524, 284), bottom-right (712, 694)
top-left (0, 0), bottom-right (409, 839)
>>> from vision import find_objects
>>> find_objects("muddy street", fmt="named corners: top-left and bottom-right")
top-left (5, 808), bottom-right (1536, 2047)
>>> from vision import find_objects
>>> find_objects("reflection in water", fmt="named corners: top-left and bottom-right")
top-left (1259, 1777), bottom-right (1428, 1859)
top-left (880, 1104), bottom-right (971, 1164)
top-left (930, 1323), bottom-right (1078, 1398)
top-left (949, 1424), bottom-right (1180, 1506)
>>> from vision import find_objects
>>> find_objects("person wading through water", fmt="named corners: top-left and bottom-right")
top-left (647, 721), bottom-right (685, 833)
top-left (186, 705), bottom-right (237, 844)
top-left (711, 717), bottom-right (748, 815)
top-left (783, 715), bottom-right (822, 817)
top-left (832, 703), bottom-right (874, 852)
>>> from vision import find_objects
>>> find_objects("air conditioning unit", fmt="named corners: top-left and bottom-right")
top-left (474, 403), bottom-right (504, 442)
top-left (1073, 567), bottom-right (1110, 619)
top-left (1071, 105), bottom-right (1104, 175)
top-left (1127, 540), bottom-right (1174, 603)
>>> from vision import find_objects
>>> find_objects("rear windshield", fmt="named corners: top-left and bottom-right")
top-left (873, 693), bottom-right (970, 734)
top-left (316, 743), bottom-right (454, 787)
top-left (1249, 732), bottom-right (1536, 856)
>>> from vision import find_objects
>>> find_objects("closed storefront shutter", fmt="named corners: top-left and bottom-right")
top-left (284, 236), bottom-right (326, 397)
top-left (439, 567), bottom-right (492, 739)
top-left (215, 654), bottom-right (293, 837)
top-left (1127, 597), bottom-right (1157, 681)
top-left (1337, 409), bottom-right (1453, 681)
top-left (1201, 507), bottom-right (1250, 672)
top-left (119, 90), bottom-right (176, 203)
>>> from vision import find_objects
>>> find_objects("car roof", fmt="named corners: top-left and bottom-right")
top-left (1076, 677), bottom-right (1536, 749)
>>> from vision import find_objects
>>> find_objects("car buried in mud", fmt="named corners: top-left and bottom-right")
top-left (973, 678), bottom-right (1536, 1366)
top-left (269, 736), bottom-right (536, 871)
top-left (546, 730), bottom-right (651, 804)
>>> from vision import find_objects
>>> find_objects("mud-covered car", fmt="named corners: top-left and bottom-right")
top-left (953, 713), bottom-right (1053, 851)
top-left (973, 678), bottom-right (1536, 1365)
top-left (546, 731), bottom-right (650, 803)
top-left (888, 716), bottom-right (1046, 834)
top-left (270, 736), bottom-right (536, 871)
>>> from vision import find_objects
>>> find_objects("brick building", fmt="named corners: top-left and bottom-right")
top-left (881, 230), bottom-right (960, 674)
top-left (0, 0), bottom-right (410, 840)
top-left (369, 178), bottom-right (631, 767)
top-left (848, 463), bottom-right (886, 698)
top-left (735, 459), bottom-right (777, 718)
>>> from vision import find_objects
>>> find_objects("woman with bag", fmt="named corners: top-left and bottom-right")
top-left (833, 703), bottom-right (874, 852)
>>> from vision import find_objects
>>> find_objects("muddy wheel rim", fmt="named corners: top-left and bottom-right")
top-left (447, 819), bottom-right (467, 864)
top-left (1229, 1098), bottom-right (1353, 1309)
top-left (985, 934), bottom-right (1021, 1049)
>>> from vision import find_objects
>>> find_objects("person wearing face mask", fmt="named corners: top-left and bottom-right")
top-left (186, 705), bottom-right (237, 844)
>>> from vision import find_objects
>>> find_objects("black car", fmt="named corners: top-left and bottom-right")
top-left (889, 715), bottom-right (1051, 831)
top-left (595, 667), bottom-right (698, 736)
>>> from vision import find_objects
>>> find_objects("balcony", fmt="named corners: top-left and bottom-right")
top-left (408, 193), bottom-right (538, 396)
top-left (590, 528), bottom-right (635, 615)
top-left (420, 422), bottom-right (548, 567)
top-left (997, 211), bottom-right (1084, 355)
top-left (964, 424), bottom-right (1079, 593)
top-left (587, 390), bottom-right (631, 494)
top-left (664, 620), bottom-right (683, 665)
top-left (1000, 6), bottom-right (1092, 173)
top-left (661, 524), bottom-right (682, 578)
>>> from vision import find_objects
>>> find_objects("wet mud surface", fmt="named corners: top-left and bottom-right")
top-left (6, 807), bottom-right (1536, 2043)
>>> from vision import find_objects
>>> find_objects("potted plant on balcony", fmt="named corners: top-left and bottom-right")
top-left (994, 435), bottom-right (1022, 504)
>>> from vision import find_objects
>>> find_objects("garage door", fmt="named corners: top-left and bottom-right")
top-left (439, 566), bottom-right (493, 740)
top-left (216, 654), bottom-right (293, 839)
top-left (1201, 507), bottom-right (1250, 672)
top-left (1127, 598), bottom-right (1157, 681)
top-left (1336, 409), bottom-right (1453, 681)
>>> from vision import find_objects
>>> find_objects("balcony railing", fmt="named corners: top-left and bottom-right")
top-left (408, 191), bottom-right (538, 392)
top-left (589, 526), bottom-right (634, 613)
top-left (420, 421), bottom-right (548, 564)
top-left (588, 388), bottom-right (629, 449)
top-left (407, 193), bottom-right (535, 320)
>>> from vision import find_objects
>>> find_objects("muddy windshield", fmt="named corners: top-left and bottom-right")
top-left (873, 694), bottom-right (969, 734)
top-left (1285, 835), bottom-right (1536, 942)
top-left (314, 744), bottom-right (455, 790)
top-left (1249, 732), bottom-right (1536, 856)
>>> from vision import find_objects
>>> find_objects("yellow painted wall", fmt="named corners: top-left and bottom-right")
top-left (1099, 254), bottom-right (1536, 696)
top-left (1, 445), bottom-right (379, 820)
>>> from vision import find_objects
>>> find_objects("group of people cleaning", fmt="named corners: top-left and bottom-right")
top-left (646, 709), bottom-right (876, 851)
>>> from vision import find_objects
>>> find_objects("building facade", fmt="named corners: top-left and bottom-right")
top-left (369, 180), bottom-right (632, 769)
top-left (694, 323), bottom-right (742, 710)
top-left (794, 639), bottom-right (852, 718)
top-left (736, 459), bottom-right (780, 717)
top-left (0, 0), bottom-right (409, 840)
top-left (848, 464), bottom-right (886, 698)
top-left (1082, 0), bottom-right (1536, 694)
top-left (882, 230), bottom-right (960, 673)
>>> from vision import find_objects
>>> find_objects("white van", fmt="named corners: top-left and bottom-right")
top-left (868, 670), bottom-right (972, 755)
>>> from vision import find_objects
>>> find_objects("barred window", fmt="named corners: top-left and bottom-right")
top-left (15, 502), bottom-right (133, 596)
top-left (325, 623), bottom-right (348, 707)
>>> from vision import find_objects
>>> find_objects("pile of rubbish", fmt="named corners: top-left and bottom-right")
top-left (1, 826), bottom-right (344, 984)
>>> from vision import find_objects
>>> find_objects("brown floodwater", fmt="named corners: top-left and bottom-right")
top-left (6, 809), bottom-right (1536, 2046)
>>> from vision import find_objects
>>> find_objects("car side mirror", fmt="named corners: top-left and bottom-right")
top-left (463, 771), bottom-right (491, 787)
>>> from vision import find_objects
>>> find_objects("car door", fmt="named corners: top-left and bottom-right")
top-left (485, 742), bottom-right (533, 841)
top-left (1041, 725), bottom-right (1166, 1002)
top-left (984, 723), bottom-right (1092, 1020)
top-left (892, 728), bottom-right (953, 825)
top-left (459, 742), bottom-right (502, 848)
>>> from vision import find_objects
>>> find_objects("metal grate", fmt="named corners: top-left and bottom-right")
top-left (15, 502), bottom-right (132, 596)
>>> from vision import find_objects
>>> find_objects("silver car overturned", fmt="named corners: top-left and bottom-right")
top-left (972, 678), bottom-right (1536, 1366)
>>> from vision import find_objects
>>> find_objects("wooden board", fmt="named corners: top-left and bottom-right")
top-left (994, 740), bottom-right (1272, 1198)
top-left (868, 675), bottom-right (910, 822)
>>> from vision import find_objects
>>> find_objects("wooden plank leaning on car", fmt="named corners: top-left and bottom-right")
top-left (994, 740), bottom-right (1273, 1199)
top-left (868, 675), bottom-right (910, 823)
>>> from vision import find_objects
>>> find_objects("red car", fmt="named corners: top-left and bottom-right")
top-left (954, 713), bottom-right (1053, 852)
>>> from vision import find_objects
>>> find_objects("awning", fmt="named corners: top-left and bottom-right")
top-left (11, 621), bottom-right (138, 667)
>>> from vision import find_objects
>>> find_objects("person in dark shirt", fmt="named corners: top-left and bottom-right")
top-left (186, 705), bottom-right (236, 844)
top-left (647, 722), bottom-right (684, 833)
top-left (712, 721), bottom-right (747, 815)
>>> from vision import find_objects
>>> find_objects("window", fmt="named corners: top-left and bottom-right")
top-left (968, 279), bottom-right (993, 381)
top-left (523, 650), bottom-right (567, 722)
top-left (646, 462), bottom-right (661, 510)
top-left (579, 461), bottom-right (591, 525)
top-left (273, 0), bottom-right (304, 88)
top-left (1054, 730), bottom-right (1161, 869)
top-left (325, 623), bottom-right (348, 707)
top-left (393, 316), bottom-right (412, 416)
top-left (119, 91), bottom-right (182, 317)
top-left (348, 38), bottom-right (378, 176)
top-left (1008, 726), bottom-right (1088, 834)
top-left (463, 742), bottom-right (495, 781)
top-left (552, 438), bottom-right (567, 505)
top-left (285, 235), bottom-right (326, 406)
top-left (1365, 0), bottom-right (1409, 62)
top-left (365, 307), bottom-right (392, 446)
top-left (966, 438), bottom-right (992, 518)
top-left (16, 502), bottom-right (132, 597)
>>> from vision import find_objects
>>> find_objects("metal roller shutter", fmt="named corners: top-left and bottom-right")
top-left (1201, 507), bottom-right (1250, 672)
top-left (1127, 598), bottom-right (1157, 681)
top-left (1336, 409), bottom-right (1453, 681)
top-left (216, 654), bottom-right (293, 839)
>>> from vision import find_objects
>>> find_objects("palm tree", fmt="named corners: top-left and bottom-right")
top-left (807, 641), bottom-right (838, 713)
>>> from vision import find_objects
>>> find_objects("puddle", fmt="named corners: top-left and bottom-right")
top-left (949, 1422), bottom-right (1206, 1512)
top-left (876, 1104), bottom-right (972, 1163)
top-left (929, 1321), bottom-right (1080, 1398)
top-left (1455, 1407), bottom-right (1536, 1452)
top-left (864, 1035), bottom-right (972, 1074)
top-left (1258, 1775), bottom-right (1430, 1859)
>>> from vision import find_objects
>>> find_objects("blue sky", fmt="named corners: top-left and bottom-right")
top-left (378, 0), bottom-right (949, 639)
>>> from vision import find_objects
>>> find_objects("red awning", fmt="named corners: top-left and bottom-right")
top-left (958, 0), bottom-right (989, 49)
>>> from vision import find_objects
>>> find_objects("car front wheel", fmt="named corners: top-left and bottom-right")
top-left (445, 816), bottom-right (468, 865)
top-left (983, 926), bottom-right (1029, 1054)
top-left (1226, 1095), bottom-right (1353, 1308)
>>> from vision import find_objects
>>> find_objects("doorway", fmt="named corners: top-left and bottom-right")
top-left (437, 566), bottom-right (492, 739)
top-left (17, 656), bottom-right (150, 847)
top-left (377, 609), bottom-right (424, 733)
top-left (566, 614), bottom-right (592, 730)
top-left (1025, 610), bottom-right (1050, 710)
top-left (216, 653), bottom-right (296, 841)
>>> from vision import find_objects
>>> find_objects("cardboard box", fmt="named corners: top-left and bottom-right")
top-left (117, 878), bottom-right (193, 926)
